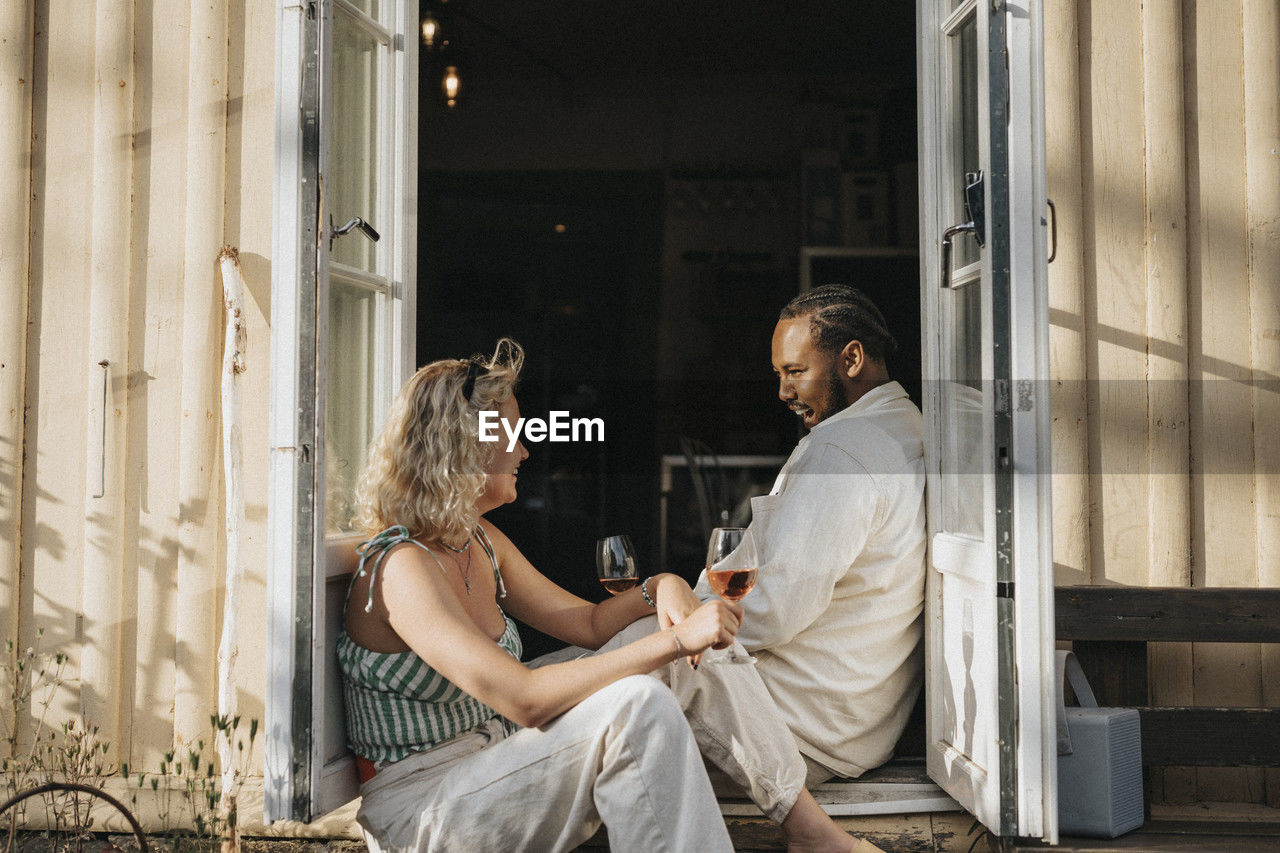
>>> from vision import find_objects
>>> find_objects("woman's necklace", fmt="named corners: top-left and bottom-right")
top-left (443, 530), bottom-right (474, 594)
top-left (455, 545), bottom-right (473, 593)
top-left (441, 531), bottom-right (472, 553)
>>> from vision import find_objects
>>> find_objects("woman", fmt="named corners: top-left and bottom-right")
top-left (340, 339), bottom-right (878, 853)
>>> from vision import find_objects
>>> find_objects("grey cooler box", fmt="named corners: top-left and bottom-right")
top-left (1055, 650), bottom-right (1144, 838)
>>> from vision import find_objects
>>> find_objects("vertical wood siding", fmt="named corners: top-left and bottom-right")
top-left (12, 0), bottom-right (274, 781)
top-left (1141, 0), bottom-right (1196, 804)
top-left (1243, 0), bottom-right (1280, 809)
top-left (1047, 0), bottom-right (1280, 805)
top-left (0, 0), bottom-right (35, 725)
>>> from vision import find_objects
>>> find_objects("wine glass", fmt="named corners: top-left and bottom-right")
top-left (704, 527), bottom-right (759, 664)
top-left (596, 535), bottom-right (640, 596)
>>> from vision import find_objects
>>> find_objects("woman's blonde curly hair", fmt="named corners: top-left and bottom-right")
top-left (354, 338), bottom-right (525, 543)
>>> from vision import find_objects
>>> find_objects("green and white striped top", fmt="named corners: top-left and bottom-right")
top-left (336, 525), bottom-right (523, 764)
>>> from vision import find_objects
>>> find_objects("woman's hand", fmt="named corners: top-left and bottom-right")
top-left (669, 599), bottom-right (743, 656)
top-left (650, 573), bottom-right (702, 631)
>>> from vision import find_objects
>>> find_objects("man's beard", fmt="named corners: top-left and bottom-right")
top-left (828, 371), bottom-right (852, 411)
top-left (804, 371), bottom-right (852, 429)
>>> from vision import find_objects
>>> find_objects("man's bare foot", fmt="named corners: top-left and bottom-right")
top-left (781, 789), bottom-right (878, 853)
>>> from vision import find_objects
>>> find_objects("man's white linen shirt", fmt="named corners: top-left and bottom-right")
top-left (695, 380), bottom-right (926, 777)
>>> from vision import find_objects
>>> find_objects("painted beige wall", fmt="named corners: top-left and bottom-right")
top-left (1046, 0), bottom-right (1280, 805)
top-left (6, 0), bottom-right (276, 783)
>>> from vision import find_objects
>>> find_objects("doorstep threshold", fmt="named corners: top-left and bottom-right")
top-left (719, 779), bottom-right (963, 817)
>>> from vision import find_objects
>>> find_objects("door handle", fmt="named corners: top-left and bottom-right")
top-left (330, 216), bottom-right (380, 248)
top-left (940, 171), bottom-right (985, 290)
top-left (1047, 198), bottom-right (1057, 263)
top-left (941, 221), bottom-right (977, 289)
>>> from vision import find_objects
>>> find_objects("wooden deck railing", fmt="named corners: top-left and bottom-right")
top-left (1055, 586), bottom-right (1280, 772)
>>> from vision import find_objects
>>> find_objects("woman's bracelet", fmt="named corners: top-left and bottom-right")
top-left (664, 627), bottom-right (686, 658)
top-left (640, 575), bottom-right (658, 608)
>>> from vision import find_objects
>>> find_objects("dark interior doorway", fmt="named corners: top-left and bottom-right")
top-left (418, 171), bottom-right (664, 621)
top-left (416, 1), bottom-right (919, 658)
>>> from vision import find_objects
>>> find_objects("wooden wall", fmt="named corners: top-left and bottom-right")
top-left (1045, 0), bottom-right (1280, 805)
top-left (0, 0), bottom-right (276, 778)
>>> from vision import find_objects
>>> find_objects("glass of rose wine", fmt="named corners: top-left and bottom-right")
top-left (704, 526), bottom-right (758, 664)
top-left (596, 535), bottom-right (640, 596)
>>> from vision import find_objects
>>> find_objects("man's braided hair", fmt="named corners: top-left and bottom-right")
top-left (779, 284), bottom-right (898, 363)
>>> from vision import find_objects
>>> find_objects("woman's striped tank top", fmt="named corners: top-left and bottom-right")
top-left (336, 525), bottom-right (522, 764)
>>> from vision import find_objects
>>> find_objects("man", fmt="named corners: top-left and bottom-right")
top-left (695, 284), bottom-right (926, 785)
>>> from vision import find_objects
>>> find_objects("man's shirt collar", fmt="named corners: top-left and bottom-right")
top-left (810, 380), bottom-right (908, 433)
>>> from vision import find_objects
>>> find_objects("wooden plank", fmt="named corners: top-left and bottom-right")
top-left (1043, 0), bottom-right (1091, 586)
top-left (716, 757), bottom-right (962, 818)
top-left (1242, 0), bottom-right (1280, 813)
top-left (1137, 819), bottom-right (1280, 837)
top-left (127, 0), bottom-right (192, 771)
top-left (1139, 0), bottom-right (1195, 807)
top-left (1016, 822), bottom-right (1280, 852)
top-left (1056, 587), bottom-right (1280, 643)
top-left (1139, 708), bottom-right (1280, 768)
top-left (1072, 640), bottom-right (1147, 706)
top-left (1139, 0), bottom-right (1189, 591)
top-left (27, 0), bottom-right (96, 750)
top-left (1184, 0), bottom-right (1262, 807)
top-left (578, 813), bottom-right (950, 852)
top-left (1079, 0), bottom-right (1150, 588)
top-left (853, 758), bottom-right (932, 785)
top-left (719, 789), bottom-right (961, 818)
top-left (80, 0), bottom-right (137, 754)
top-left (0, 0), bottom-right (34, 686)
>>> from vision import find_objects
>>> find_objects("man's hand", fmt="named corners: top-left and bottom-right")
top-left (651, 573), bottom-right (702, 631)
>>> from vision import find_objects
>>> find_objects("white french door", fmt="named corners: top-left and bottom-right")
top-left (267, 0), bottom-right (417, 823)
top-left (918, 0), bottom-right (1056, 841)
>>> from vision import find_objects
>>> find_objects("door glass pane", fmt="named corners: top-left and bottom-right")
top-left (954, 17), bottom-right (980, 267)
top-left (938, 10), bottom-right (985, 538)
top-left (332, 12), bottom-right (383, 274)
top-left (941, 282), bottom-right (984, 537)
top-left (325, 281), bottom-right (378, 533)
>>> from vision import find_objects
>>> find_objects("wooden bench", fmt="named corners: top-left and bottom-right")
top-left (1055, 586), bottom-right (1280, 781)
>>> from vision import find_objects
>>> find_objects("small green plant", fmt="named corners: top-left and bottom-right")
top-left (0, 630), bottom-right (70, 796)
top-left (47, 717), bottom-right (116, 838)
top-left (0, 629), bottom-right (260, 851)
top-left (0, 629), bottom-right (120, 848)
top-left (124, 714), bottom-right (259, 852)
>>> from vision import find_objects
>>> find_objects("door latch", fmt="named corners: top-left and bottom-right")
top-left (329, 216), bottom-right (380, 249)
top-left (940, 171), bottom-right (985, 289)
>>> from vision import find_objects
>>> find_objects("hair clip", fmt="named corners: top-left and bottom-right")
top-left (462, 360), bottom-right (488, 401)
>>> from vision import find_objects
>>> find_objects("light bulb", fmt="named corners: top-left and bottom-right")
top-left (421, 14), bottom-right (440, 48)
top-left (442, 65), bottom-right (461, 106)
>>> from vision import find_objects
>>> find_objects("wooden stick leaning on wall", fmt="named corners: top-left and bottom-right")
top-left (217, 246), bottom-right (247, 853)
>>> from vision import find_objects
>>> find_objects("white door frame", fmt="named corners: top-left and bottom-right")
top-left (266, 0), bottom-right (322, 823)
top-left (917, 0), bottom-right (1055, 841)
top-left (266, 0), bottom-right (417, 823)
